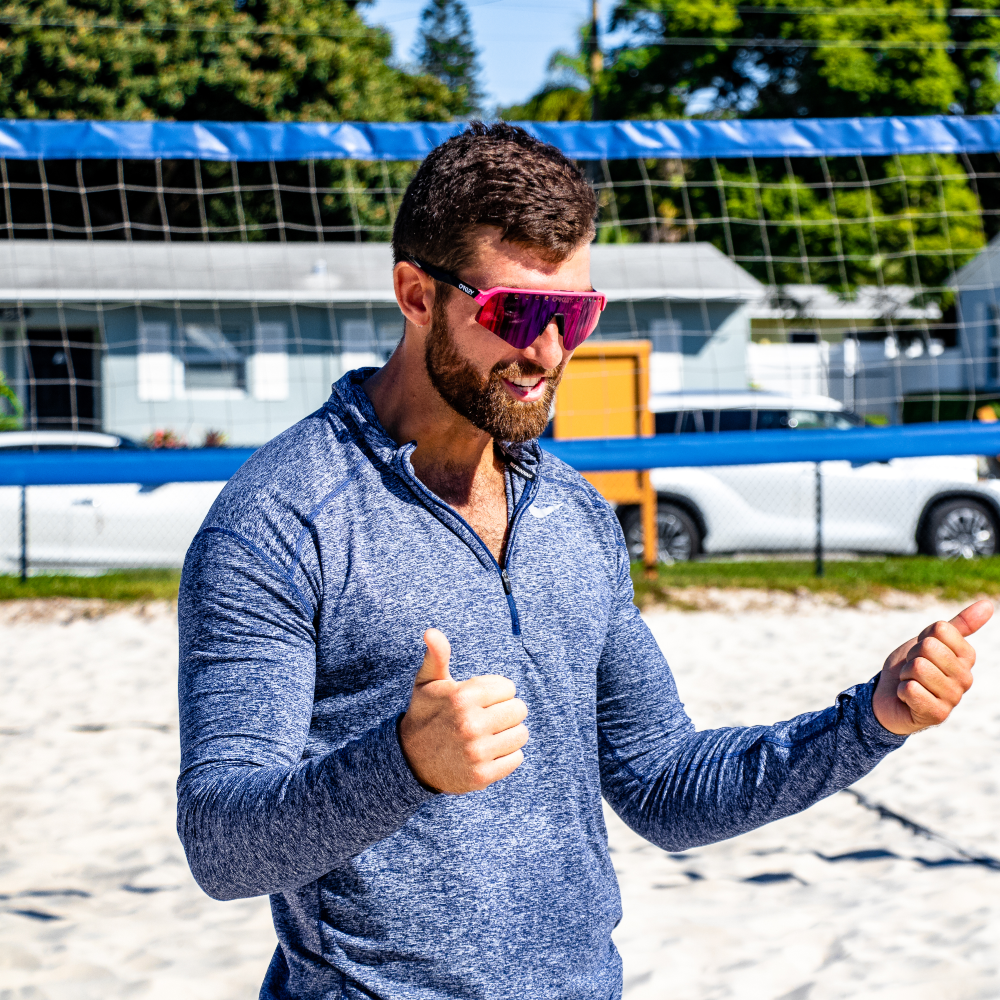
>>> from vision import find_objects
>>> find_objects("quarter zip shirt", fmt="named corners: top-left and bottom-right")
top-left (177, 369), bottom-right (907, 1000)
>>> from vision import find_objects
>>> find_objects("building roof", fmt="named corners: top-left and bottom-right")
top-left (749, 284), bottom-right (941, 322)
top-left (951, 231), bottom-right (1000, 291)
top-left (0, 239), bottom-right (763, 305)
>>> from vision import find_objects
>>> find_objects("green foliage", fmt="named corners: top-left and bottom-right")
top-left (597, 153), bottom-right (985, 287)
top-left (0, 368), bottom-right (23, 430)
top-left (415, 0), bottom-right (482, 116)
top-left (602, 0), bottom-right (1000, 120)
top-left (0, 0), bottom-right (459, 122)
top-left (500, 85), bottom-right (592, 122)
top-left (498, 26), bottom-right (595, 121)
top-left (0, 1), bottom-right (457, 241)
top-left (504, 5), bottom-right (992, 290)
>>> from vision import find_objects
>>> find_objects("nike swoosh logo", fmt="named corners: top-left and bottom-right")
top-left (528, 502), bottom-right (562, 519)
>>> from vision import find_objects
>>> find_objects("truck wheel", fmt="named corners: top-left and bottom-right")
top-left (923, 498), bottom-right (997, 559)
top-left (619, 503), bottom-right (701, 564)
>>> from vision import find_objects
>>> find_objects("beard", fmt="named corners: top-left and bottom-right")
top-left (424, 295), bottom-right (564, 443)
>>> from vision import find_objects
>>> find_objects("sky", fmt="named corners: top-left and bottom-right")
top-left (363, 0), bottom-right (599, 111)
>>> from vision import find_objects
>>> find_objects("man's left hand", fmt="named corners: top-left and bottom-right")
top-left (873, 599), bottom-right (993, 736)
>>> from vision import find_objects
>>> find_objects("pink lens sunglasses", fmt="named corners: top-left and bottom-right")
top-left (401, 253), bottom-right (607, 350)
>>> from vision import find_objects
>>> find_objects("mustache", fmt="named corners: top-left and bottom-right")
top-left (490, 359), bottom-right (561, 381)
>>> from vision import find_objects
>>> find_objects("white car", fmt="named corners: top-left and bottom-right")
top-left (617, 391), bottom-right (1000, 562)
top-left (0, 431), bottom-right (226, 573)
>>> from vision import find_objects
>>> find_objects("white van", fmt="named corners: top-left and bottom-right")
top-left (617, 391), bottom-right (1000, 562)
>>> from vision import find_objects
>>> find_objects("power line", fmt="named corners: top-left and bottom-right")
top-left (617, 2), bottom-right (1000, 15)
top-left (621, 34), bottom-right (999, 49)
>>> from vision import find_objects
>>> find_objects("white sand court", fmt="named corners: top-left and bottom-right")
top-left (0, 596), bottom-right (997, 999)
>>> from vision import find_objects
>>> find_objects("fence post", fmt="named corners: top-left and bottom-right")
top-left (814, 462), bottom-right (824, 578)
top-left (19, 484), bottom-right (27, 581)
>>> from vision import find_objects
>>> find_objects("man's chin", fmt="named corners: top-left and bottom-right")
top-left (475, 392), bottom-right (553, 443)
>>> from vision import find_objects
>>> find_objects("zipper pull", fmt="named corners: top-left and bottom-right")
top-left (500, 569), bottom-right (512, 595)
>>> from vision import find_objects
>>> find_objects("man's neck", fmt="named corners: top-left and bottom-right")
top-left (362, 339), bottom-right (502, 509)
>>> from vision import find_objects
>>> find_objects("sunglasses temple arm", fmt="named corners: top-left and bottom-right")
top-left (401, 253), bottom-right (481, 301)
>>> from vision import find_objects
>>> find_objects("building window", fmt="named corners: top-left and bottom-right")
top-left (181, 325), bottom-right (246, 392)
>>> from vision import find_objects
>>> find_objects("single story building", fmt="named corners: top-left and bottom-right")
top-left (953, 234), bottom-right (1000, 393)
top-left (749, 283), bottom-right (963, 421)
top-left (0, 240), bottom-right (762, 445)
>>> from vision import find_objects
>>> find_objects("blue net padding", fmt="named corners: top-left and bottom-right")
top-left (3, 423), bottom-right (999, 485)
top-left (1, 115), bottom-right (1000, 162)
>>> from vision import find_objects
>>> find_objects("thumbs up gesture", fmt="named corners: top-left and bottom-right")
top-left (873, 599), bottom-right (993, 735)
top-left (398, 629), bottom-right (529, 795)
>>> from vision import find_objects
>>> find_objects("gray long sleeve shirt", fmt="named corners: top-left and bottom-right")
top-left (177, 368), bottom-right (907, 1000)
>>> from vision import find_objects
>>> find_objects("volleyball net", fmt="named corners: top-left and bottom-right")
top-left (4, 116), bottom-right (1000, 572)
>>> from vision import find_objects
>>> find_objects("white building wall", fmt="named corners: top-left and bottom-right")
top-left (747, 341), bottom-right (830, 397)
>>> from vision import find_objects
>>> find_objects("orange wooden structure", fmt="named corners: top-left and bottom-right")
top-left (553, 339), bottom-right (658, 567)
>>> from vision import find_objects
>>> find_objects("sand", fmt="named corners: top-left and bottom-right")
top-left (0, 596), bottom-right (997, 999)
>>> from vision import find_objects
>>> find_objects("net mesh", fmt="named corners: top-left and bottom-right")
top-left (2, 150), bottom-right (998, 433)
top-left (3, 140), bottom-right (1000, 572)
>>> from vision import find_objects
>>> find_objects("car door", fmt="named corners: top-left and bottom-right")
top-left (822, 454), bottom-right (981, 554)
top-left (706, 461), bottom-right (815, 551)
top-left (820, 460), bottom-right (923, 553)
top-left (94, 480), bottom-right (225, 568)
top-left (0, 485), bottom-right (20, 572)
top-left (56, 480), bottom-right (225, 570)
top-left (704, 410), bottom-right (815, 552)
top-left (8, 470), bottom-right (224, 572)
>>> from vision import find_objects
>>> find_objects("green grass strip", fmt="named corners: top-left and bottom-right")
top-left (3, 558), bottom-right (1000, 606)
top-left (0, 570), bottom-right (181, 602)
top-left (632, 557), bottom-right (1000, 607)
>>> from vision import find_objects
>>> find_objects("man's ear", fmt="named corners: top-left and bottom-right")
top-left (394, 261), bottom-right (435, 330)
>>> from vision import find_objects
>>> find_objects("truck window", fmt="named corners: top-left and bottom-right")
top-left (755, 410), bottom-right (791, 430)
top-left (654, 411), bottom-right (679, 434)
top-left (719, 410), bottom-right (752, 431)
top-left (787, 409), bottom-right (827, 429)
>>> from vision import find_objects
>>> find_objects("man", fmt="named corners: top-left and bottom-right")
top-left (177, 122), bottom-right (991, 1000)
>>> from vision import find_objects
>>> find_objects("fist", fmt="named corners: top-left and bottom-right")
top-left (873, 599), bottom-right (993, 736)
top-left (398, 628), bottom-right (529, 795)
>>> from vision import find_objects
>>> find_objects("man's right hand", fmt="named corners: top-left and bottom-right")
top-left (398, 628), bottom-right (529, 795)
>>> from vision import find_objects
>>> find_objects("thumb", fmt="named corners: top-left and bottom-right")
top-left (949, 599), bottom-right (994, 639)
top-left (414, 628), bottom-right (452, 685)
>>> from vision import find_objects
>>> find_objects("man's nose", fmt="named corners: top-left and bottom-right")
top-left (521, 320), bottom-right (564, 371)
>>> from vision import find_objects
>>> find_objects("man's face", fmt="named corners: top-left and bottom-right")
top-left (423, 229), bottom-right (591, 443)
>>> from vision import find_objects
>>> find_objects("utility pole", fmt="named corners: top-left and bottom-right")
top-left (588, 0), bottom-right (602, 120)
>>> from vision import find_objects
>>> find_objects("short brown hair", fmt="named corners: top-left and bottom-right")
top-left (391, 121), bottom-right (596, 276)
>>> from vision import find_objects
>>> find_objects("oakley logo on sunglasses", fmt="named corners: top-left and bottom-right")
top-left (400, 252), bottom-right (606, 351)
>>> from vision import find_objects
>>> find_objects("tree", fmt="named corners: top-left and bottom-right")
top-left (501, 1), bottom-right (993, 289)
top-left (0, 0), bottom-right (459, 122)
top-left (509, 1), bottom-right (1000, 122)
top-left (600, 0), bottom-right (1000, 120)
top-left (0, 0), bottom-right (463, 241)
top-left (414, 0), bottom-right (483, 117)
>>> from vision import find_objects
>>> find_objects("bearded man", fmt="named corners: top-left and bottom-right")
top-left (177, 123), bottom-right (991, 1000)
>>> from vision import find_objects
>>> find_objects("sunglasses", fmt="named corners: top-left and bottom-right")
top-left (401, 253), bottom-right (607, 350)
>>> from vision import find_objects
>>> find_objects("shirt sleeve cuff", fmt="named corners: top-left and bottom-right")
top-left (853, 676), bottom-right (909, 750)
top-left (373, 712), bottom-right (439, 808)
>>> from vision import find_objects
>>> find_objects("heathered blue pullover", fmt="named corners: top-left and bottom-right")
top-left (177, 368), bottom-right (907, 1000)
